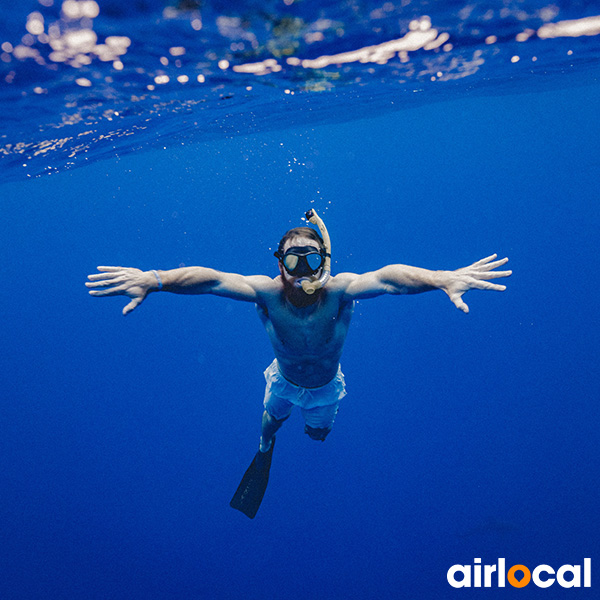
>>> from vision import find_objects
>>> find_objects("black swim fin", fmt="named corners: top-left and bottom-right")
top-left (230, 438), bottom-right (276, 519)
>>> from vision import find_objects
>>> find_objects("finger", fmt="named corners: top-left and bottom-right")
top-left (470, 254), bottom-right (497, 268)
top-left (452, 296), bottom-right (469, 313)
top-left (87, 272), bottom-right (122, 282)
top-left (473, 257), bottom-right (509, 272)
top-left (472, 269), bottom-right (512, 280)
top-left (123, 298), bottom-right (142, 316)
top-left (88, 285), bottom-right (127, 297)
top-left (85, 279), bottom-right (123, 289)
top-left (86, 275), bottom-right (125, 288)
top-left (470, 280), bottom-right (507, 291)
top-left (86, 277), bottom-right (125, 288)
top-left (97, 266), bottom-right (123, 272)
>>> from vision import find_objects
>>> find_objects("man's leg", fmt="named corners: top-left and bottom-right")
top-left (260, 411), bottom-right (288, 452)
top-left (304, 424), bottom-right (332, 441)
top-left (261, 359), bottom-right (295, 452)
top-left (301, 403), bottom-right (339, 442)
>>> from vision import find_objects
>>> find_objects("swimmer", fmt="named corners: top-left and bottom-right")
top-left (85, 210), bottom-right (511, 518)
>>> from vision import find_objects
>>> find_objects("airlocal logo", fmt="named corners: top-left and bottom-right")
top-left (447, 558), bottom-right (591, 588)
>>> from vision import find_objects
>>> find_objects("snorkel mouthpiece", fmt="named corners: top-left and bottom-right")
top-left (301, 209), bottom-right (331, 294)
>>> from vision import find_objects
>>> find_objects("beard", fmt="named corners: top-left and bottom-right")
top-left (281, 274), bottom-right (323, 308)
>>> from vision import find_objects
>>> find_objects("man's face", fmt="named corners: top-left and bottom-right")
top-left (278, 235), bottom-right (323, 290)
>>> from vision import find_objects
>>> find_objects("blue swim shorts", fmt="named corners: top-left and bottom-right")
top-left (263, 359), bottom-right (347, 431)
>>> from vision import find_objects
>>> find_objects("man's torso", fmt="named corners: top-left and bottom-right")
top-left (255, 275), bottom-right (354, 387)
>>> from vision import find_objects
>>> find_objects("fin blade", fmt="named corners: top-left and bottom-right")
top-left (230, 439), bottom-right (275, 519)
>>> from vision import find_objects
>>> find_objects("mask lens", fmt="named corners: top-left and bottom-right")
top-left (283, 254), bottom-right (299, 271)
top-left (306, 253), bottom-right (323, 271)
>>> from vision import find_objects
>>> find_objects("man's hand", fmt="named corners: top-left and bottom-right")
top-left (441, 254), bottom-right (511, 314)
top-left (86, 266), bottom-right (157, 315)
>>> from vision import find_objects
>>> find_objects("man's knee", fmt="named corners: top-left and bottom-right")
top-left (304, 424), bottom-right (332, 442)
top-left (263, 410), bottom-right (290, 426)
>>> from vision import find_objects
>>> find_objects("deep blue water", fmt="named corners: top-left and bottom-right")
top-left (1, 2), bottom-right (600, 599)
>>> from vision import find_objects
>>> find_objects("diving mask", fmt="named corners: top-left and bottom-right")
top-left (276, 246), bottom-right (325, 277)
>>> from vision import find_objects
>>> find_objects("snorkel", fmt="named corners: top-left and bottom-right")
top-left (299, 209), bottom-right (331, 295)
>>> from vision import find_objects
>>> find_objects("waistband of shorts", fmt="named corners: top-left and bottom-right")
top-left (274, 359), bottom-right (340, 390)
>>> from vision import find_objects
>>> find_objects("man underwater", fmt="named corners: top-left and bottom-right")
top-left (86, 210), bottom-right (511, 518)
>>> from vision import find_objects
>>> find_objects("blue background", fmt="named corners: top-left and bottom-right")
top-left (1, 82), bottom-right (599, 598)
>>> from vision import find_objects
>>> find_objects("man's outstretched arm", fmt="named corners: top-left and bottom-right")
top-left (85, 266), bottom-right (270, 315)
top-left (341, 254), bottom-right (511, 313)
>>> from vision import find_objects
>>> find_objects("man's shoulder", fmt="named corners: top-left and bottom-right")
top-left (327, 272), bottom-right (360, 292)
top-left (246, 274), bottom-right (283, 297)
